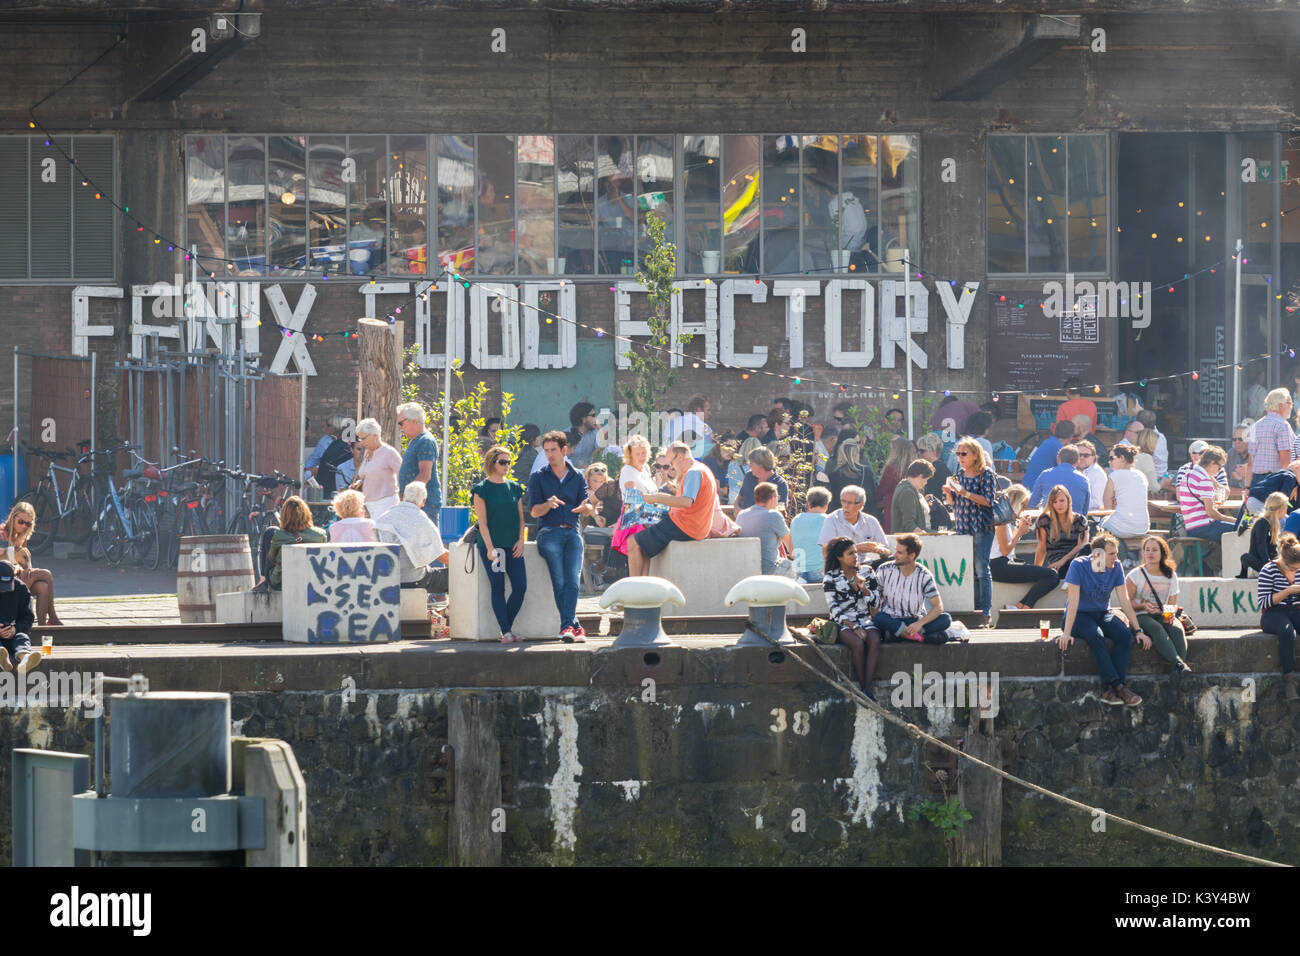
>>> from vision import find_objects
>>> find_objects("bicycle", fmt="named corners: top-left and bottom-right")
top-left (16, 440), bottom-right (99, 553)
top-left (87, 443), bottom-right (148, 568)
top-left (225, 469), bottom-right (300, 578)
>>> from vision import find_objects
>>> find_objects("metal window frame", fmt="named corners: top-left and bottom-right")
top-left (987, 131), bottom-right (1110, 279)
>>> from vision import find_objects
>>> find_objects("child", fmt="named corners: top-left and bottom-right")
top-left (0, 560), bottom-right (41, 673)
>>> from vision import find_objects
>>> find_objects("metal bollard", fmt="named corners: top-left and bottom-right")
top-left (725, 575), bottom-right (810, 647)
top-left (599, 576), bottom-right (685, 649)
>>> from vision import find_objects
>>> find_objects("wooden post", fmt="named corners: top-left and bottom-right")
top-left (356, 317), bottom-right (403, 447)
top-left (954, 712), bottom-right (1002, 867)
top-left (447, 691), bottom-right (502, 866)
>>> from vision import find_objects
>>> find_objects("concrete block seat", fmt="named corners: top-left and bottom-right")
top-left (647, 537), bottom-right (762, 617)
top-left (991, 575), bottom-right (1267, 629)
top-left (217, 586), bottom-right (429, 625)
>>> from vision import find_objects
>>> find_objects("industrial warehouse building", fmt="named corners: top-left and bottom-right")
top-left (0, 0), bottom-right (1296, 451)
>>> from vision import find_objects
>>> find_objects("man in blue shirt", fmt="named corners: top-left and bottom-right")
top-left (528, 430), bottom-right (595, 643)
top-left (1022, 420), bottom-right (1075, 489)
top-left (397, 402), bottom-right (442, 526)
top-left (1028, 444), bottom-right (1091, 515)
top-left (738, 446), bottom-right (790, 510)
top-left (1057, 533), bottom-right (1151, 706)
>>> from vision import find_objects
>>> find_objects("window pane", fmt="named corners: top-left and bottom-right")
top-left (268, 135), bottom-right (306, 275)
top-left (1027, 135), bottom-right (1066, 273)
top-left (476, 134), bottom-right (515, 275)
top-left (556, 135), bottom-right (595, 275)
top-left (0, 139), bottom-right (26, 278)
top-left (72, 136), bottom-right (114, 278)
top-left (1068, 135), bottom-right (1107, 272)
top-left (347, 135), bottom-right (386, 278)
top-left (841, 135), bottom-right (879, 272)
top-left (307, 135), bottom-right (347, 275)
top-left (636, 135), bottom-right (674, 271)
top-left (227, 135), bottom-right (266, 275)
top-left (435, 135), bottom-right (474, 276)
top-left (31, 136), bottom-right (70, 278)
top-left (880, 134), bottom-right (918, 274)
top-left (516, 135), bottom-right (555, 276)
top-left (389, 134), bottom-right (428, 276)
top-left (762, 135), bottom-right (800, 274)
top-left (722, 134), bottom-right (760, 274)
top-left (801, 135), bottom-right (837, 273)
top-left (596, 135), bottom-right (634, 275)
top-left (186, 135), bottom-right (224, 266)
top-left (987, 136), bottom-right (1026, 273)
top-left (682, 135), bottom-right (721, 273)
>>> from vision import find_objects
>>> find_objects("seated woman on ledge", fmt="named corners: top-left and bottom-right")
top-left (251, 496), bottom-right (328, 593)
top-left (1, 501), bottom-right (62, 626)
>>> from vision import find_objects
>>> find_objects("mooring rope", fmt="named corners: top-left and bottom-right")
top-left (747, 621), bottom-right (1288, 867)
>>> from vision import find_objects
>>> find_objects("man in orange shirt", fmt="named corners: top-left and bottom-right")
top-left (627, 441), bottom-right (717, 576)
top-left (1056, 376), bottom-right (1099, 435)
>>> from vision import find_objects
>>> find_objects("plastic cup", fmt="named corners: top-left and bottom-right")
top-left (41, 635), bottom-right (52, 657)
top-left (1163, 604), bottom-right (1175, 622)
top-left (1039, 619), bottom-right (1050, 641)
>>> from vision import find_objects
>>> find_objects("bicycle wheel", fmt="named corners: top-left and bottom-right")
top-left (128, 498), bottom-right (160, 570)
top-left (64, 476), bottom-right (97, 543)
top-left (16, 489), bottom-right (58, 554)
top-left (99, 504), bottom-right (128, 568)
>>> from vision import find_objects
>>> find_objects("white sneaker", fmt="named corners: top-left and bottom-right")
top-left (1003, 604), bottom-right (1020, 611)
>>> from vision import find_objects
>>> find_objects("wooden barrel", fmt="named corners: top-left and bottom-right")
top-left (177, 535), bottom-right (256, 623)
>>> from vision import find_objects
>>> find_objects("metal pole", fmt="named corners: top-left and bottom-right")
top-left (903, 249), bottom-right (914, 440)
top-left (89, 350), bottom-right (96, 455)
top-left (441, 271), bottom-right (452, 504)
top-left (11, 347), bottom-right (17, 504)
top-left (299, 371), bottom-right (307, 486)
top-left (1233, 237), bottom-right (1243, 430)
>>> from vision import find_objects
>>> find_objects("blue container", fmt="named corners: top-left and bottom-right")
top-left (0, 452), bottom-right (25, 518)
top-left (440, 505), bottom-right (472, 546)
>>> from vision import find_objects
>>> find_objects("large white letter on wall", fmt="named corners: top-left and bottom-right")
top-left (719, 279), bottom-right (769, 367)
top-left (824, 279), bottom-right (874, 367)
top-left (772, 281), bottom-right (818, 368)
top-left (415, 280), bottom-right (467, 370)
top-left (670, 280), bottom-right (718, 369)
top-left (265, 283), bottom-right (318, 375)
top-left (879, 280), bottom-right (928, 370)
top-left (72, 286), bottom-right (121, 356)
top-left (935, 280), bottom-right (978, 370)
top-left (522, 282), bottom-right (577, 369)
top-left (130, 282), bottom-right (181, 358)
top-left (470, 283), bottom-right (520, 369)
top-left (615, 282), bottom-right (649, 370)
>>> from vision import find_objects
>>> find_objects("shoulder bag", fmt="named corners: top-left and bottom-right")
top-left (1138, 566), bottom-right (1196, 634)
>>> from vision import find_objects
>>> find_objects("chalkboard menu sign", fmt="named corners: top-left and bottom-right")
top-left (1018, 395), bottom-right (1134, 434)
top-left (989, 294), bottom-right (1107, 393)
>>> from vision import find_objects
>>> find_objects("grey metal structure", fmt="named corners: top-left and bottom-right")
top-left (10, 676), bottom-right (307, 868)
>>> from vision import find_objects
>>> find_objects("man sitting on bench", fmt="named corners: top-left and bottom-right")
top-left (627, 441), bottom-right (717, 576)
top-left (871, 534), bottom-right (953, 644)
top-left (375, 481), bottom-right (450, 593)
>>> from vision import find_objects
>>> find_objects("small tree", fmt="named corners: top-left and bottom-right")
top-left (403, 350), bottom-right (523, 510)
top-left (618, 211), bottom-right (692, 428)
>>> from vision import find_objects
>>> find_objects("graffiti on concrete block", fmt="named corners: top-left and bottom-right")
top-left (303, 546), bottom-right (400, 643)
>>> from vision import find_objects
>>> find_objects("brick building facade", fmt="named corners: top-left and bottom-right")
top-left (1, 2), bottom-right (1296, 459)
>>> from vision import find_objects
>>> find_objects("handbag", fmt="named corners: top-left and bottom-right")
top-left (807, 617), bottom-right (841, 645)
top-left (1138, 567), bottom-right (1195, 633)
top-left (990, 490), bottom-right (1015, 526)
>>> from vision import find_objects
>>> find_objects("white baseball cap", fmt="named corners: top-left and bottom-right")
top-left (1188, 440), bottom-right (1209, 454)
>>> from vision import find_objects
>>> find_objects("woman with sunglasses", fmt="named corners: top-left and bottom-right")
top-left (943, 437), bottom-right (997, 626)
top-left (1, 501), bottom-right (62, 627)
top-left (472, 445), bottom-right (528, 643)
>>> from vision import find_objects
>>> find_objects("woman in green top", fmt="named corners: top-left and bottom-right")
top-left (472, 444), bottom-right (528, 643)
top-left (251, 496), bottom-right (329, 592)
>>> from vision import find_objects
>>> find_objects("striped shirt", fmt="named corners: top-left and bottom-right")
top-left (1249, 413), bottom-right (1295, 475)
top-left (1175, 462), bottom-right (1228, 500)
top-left (1258, 560), bottom-right (1300, 610)
top-left (823, 566), bottom-right (881, 627)
top-left (876, 560), bottom-right (940, 619)
top-left (1177, 465), bottom-right (1218, 530)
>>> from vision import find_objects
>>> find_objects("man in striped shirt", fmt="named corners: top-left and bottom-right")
top-left (1178, 445), bottom-right (1236, 558)
top-left (871, 534), bottom-right (952, 644)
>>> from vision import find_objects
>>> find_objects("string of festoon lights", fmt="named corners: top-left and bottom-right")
top-left (27, 102), bottom-right (1299, 403)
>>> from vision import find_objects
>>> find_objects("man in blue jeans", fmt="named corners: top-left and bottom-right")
top-left (1057, 533), bottom-right (1152, 707)
top-left (528, 430), bottom-right (595, 643)
top-left (871, 534), bottom-right (953, 644)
